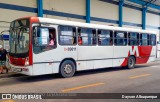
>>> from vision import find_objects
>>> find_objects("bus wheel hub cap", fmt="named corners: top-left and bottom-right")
top-left (64, 64), bottom-right (72, 74)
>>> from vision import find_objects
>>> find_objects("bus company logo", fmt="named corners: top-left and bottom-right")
top-left (2, 94), bottom-right (12, 99)
top-left (64, 47), bottom-right (76, 51)
top-left (129, 46), bottom-right (139, 56)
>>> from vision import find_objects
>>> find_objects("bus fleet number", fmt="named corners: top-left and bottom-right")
top-left (64, 47), bottom-right (76, 51)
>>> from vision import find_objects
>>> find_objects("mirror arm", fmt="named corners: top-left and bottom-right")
top-left (0, 30), bottom-right (10, 35)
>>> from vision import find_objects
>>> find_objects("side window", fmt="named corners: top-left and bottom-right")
top-left (128, 32), bottom-right (139, 46)
top-left (150, 34), bottom-right (156, 46)
top-left (59, 26), bottom-right (76, 45)
top-left (78, 28), bottom-right (96, 45)
top-left (49, 28), bottom-right (56, 46)
top-left (98, 30), bottom-right (113, 46)
top-left (35, 27), bottom-right (56, 46)
top-left (114, 31), bottom-right (127, 46)
top-left (140, 34), bottom-right (148, 46)
top-left (33, 27), bottom-right (57, 54)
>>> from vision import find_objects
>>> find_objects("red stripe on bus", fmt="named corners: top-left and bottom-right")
top-left (121, 46), bottom-right (152, 66)
top-left (29, 17), bottom-right (39, 65)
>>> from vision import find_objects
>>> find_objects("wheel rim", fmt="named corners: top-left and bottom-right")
top-left (129, 58), bottom-right (134, 67)
top-left (64, 64), bottom-right (72, 74)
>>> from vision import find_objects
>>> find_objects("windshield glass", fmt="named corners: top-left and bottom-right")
top-left (9, 19), bottom-right (30, 56)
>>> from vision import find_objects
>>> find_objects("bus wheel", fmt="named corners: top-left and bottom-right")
top-left (60, 60), bottom-right (76, 78)
top-left (127, 56), bottom-right (135, 69)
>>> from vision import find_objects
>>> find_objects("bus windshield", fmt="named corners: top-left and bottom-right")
top-left (9, 19), bottom-right (30, 57)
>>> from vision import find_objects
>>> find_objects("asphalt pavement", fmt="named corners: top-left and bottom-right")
top-left (0, 60), bottom-right (160, 102)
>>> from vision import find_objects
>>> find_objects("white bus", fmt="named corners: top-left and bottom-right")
top-left (9, 17), bottom-right (157, 77)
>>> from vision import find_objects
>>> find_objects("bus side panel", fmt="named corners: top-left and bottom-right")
top-left (114, 46), bottom-right (155, 66)
top-left (136, 46), bottom-right (153, 64)
top-left (76, 61), bottom-right (86, 71)
top-left (113, 46), bottom-right (132, 67)
top-left (77, 46), bottom-right (93, 71)
top-left (33, 50), bottom-right (58, 75)
top-left (32, 46), bottom-right (77, 75)
top-left (94, 60), bottom-right (112, 69)
top-left (146, 46), bottom-right (156, 63)
top-left (32, 63), bottom-right (55, 75)
top-left (93, 46), bottom-right (113, 69)
top-left (77, 46), bottom-right (113, 70)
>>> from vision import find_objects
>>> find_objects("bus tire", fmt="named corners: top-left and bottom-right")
top-left (59, 60), bottom-right (76, 78)
top-left (127, 56), bottom-right (135, 69)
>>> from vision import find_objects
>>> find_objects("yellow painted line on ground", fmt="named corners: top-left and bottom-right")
top-left (129, 74), bottom-right (151, 79)
top-left (62, 82), bottom-right (105, 92)
top-left (1, 100), bottom-right (15, 102)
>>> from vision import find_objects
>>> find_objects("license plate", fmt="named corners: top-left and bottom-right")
top-left (13, 68), bottom-right (22, 72)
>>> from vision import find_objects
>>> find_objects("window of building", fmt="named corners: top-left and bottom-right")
top-left (114, 31), bottom-right (127, 46)
top-left (128, 32), bottom-right (139, 46)
top-left (98, 30), bottom-right (113, 46)
top-left (59, 26), bottom-right (76, 45)
top-left (33, 26), bottom-right (57, 54)
top-left (78, 28), bottom-right (96, 45)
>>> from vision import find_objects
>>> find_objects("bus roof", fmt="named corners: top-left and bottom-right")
top-left (36, 17), bottom-right (156, 34)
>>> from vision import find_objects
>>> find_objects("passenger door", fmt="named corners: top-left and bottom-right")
top-left (32, 24), bottom-right (58, 75)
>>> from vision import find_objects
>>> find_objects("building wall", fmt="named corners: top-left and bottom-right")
top-left (0, 0), bottom-right (37, 47)
top-left (123, 7), bottom-right (142, 29)
top-left (0, 0), bottom-right (37, 32)
top-left (0, 20), bottom-right (10, 33)
top-left (43, 0), bottom-right (86, 22)
top-left (146, 12), bottom-right (160, 27)
top-left (0, 0), bottom-right (159, 38)
top-left (124, 7), bottom-right (141, 24)
top-left (146, 12), bottom-right (160, 40)
top-left (0, 0), bottom-right (36, 7)
top-left (0, 8), bottom-right (36, 23)
top-left (91, 0), bottom-right (118, 25)
top-left (43, 0), bottom-right (85, 15)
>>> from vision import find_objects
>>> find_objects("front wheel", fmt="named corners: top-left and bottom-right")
top-left (59, 60), bottom-right (76, 78)
top-left (127, 56), bottom-right (135, 69)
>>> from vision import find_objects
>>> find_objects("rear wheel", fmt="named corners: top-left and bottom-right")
top-left (127, 56), bottom-right (135, 69)
top-left (60, 60), bottom-right (76, 78)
